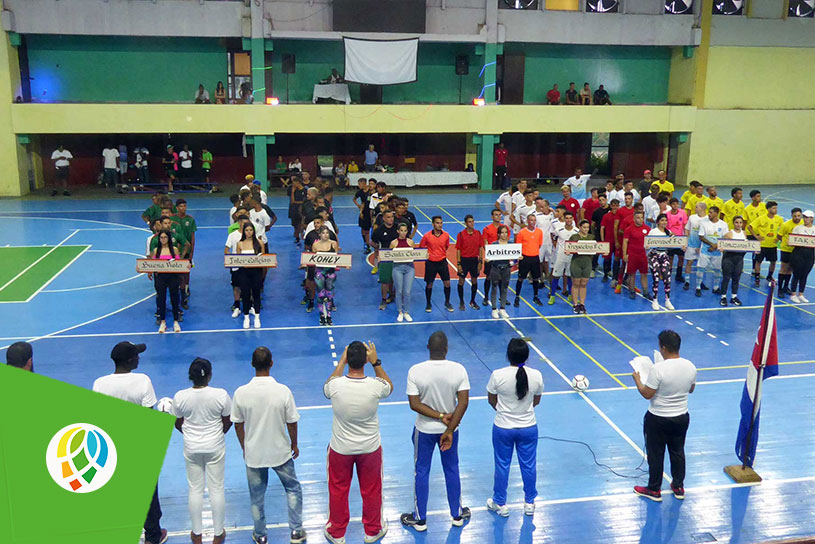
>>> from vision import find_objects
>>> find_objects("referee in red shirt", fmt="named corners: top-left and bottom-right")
top-left (456, 214), bottom-right (484, 311)
top-left (482, 209), bottom-right (503, 306)
top-left (419, 216), bottom-right (454, 312)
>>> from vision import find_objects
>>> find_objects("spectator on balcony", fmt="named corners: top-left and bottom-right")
top-left (347, 160), bottom-right (359, 173)
top-left (195, 84), bottom-right (211, 104)
top-left (546, 84), bottom-right (561, 105)
top-left (364, 144), bottom-right (379, 173)
top-left (50, 144), bottom-right (73, 197)
top-left (322, 68), bottom-right (344, 84)
top-left (580, 83), bottom-right (593, 105)
top-left (214, 81), bottom-right (226, 104)
top-left (565, 82), bottom-right (580, 105)
top-left (102, 145), bottom-right (119, 189)
top-left (374, 158), bottom-right (387, 173)
top-left (334, 161), bottom-right (348, 189)
top-left (288, 157), bottom-right (303, 172)
top-left (239, 82), bottom-right (254, 104)
top-left (593, 85), bottom-right (612, 105)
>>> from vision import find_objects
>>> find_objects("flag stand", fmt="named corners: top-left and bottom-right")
top-left (724, 282), bottom-right (775, 484)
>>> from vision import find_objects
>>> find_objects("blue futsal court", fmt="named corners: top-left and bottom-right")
top-left (1, 187), bottom-right (815, 544)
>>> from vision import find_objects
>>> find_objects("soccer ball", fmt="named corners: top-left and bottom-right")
top-left (156, 397), bottom-right (174, 414)
top-left (571, 375), bottom-right (590, 392)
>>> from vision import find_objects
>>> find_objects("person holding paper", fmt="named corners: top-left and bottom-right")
top-left (482, 209), bottom-right (504, 306)
top-left (488, 225), bottom-right (514, 318)
top-left (632, 330), bottom-right (697, 502)
top-left (719, 216), bottom-right (748, 307)
top-left (567, 220), bottom-right (594, 314)
top-left (790, 210), bottom-right (815, 303)
top-left (748, 200), bottom-right (783, 287)
top-left (682, 201), bottom-right (708, 292)
top-left (646, 214), bottom-right (676, 311)
top-left (313, 226), bottom-right (340, 327)
top-left (696, 206), bottom-right (728, 298)
top-left (667, 198), bottom-right (688, 284)
top-left (390, 222), bottom-right (417, 322)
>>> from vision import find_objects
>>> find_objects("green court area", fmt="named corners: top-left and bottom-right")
top-left (0, 245), bottom-right (89, 303)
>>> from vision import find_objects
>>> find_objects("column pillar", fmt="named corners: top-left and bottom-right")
top-left (0, 26), bottom-right (28, 196)
top-left (474, 134), bottom-right (498, 190)
top-left (246, 135), bottom-right (273, 191)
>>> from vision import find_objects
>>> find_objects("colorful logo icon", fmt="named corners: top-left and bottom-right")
top-left (45, 423), bottom-right (118, 493)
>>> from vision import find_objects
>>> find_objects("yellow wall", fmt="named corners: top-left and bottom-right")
top-left (11, 103), bottom-right (697, 135)
top-left (0, 27), bottom-right (27, 196)
top-left (704, 47), bottom-right (815, 110)
top-left (668, 48), bottom-right (695, 105)
top-left (687, 109), bottom-right (815, 185)
top-left (544, 0), bottom-right (579, 10)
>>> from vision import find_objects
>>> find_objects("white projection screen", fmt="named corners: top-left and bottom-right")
top-left (343, 38), bottom-right (419, 85)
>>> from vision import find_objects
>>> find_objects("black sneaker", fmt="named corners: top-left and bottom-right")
top-left (695, 288), bottom-right (702, 297)
top-left (459, 302), bottom-right (465, 311)
top-left (533, 297), bottom-right (543, 306)
top-left (602, 274), bottom-right (609, 283)
top-left (580, 304), bottom-right (587, 314)
top-left (675, 274), bottom-right (684, 283)
top-left (712, 287), bottom-right (721, 295)
top-left (778, 290), bottom-right (786, 299)
top-left (700, 283), bottom-right (709, 291)
top-left (290, 529), bottom-right (307, 544)
top-left (400, 513), bottom-right (427, 532)
top-left (513, 298), bottom-right (520, 307)
top-left (470, 301), bottom-right (480, 310)
top-left (720, 296), bottom-right (727, 307)
top-left (306, 301), bottom-right (314, 312)
top-left (444, 302), bottom-right (454, 312)
top-left (731, 296), bottom-right (742, 306)
top-left (452, 506), bottom-right (471, 527)
top-left (573, 304), bottom-right (580, 314)
top-left (301, 295), bottom-right (308, 305)
top-left (644, 293), bottom-right (654, 301)
top-left (425, 304), bottom-right (432, 313)
top-left (320, 315), bottom-right (326, 325)
top-left (754, 276), bottom-right (761, 287)
top-left (683, 281), bottom-right (690, 291)
top-left (326, 316), bottom-right (333, 326)
top-left (182, 298), bottom-right (189, 310)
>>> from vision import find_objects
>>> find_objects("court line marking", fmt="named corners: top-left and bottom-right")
top-left (0, 203), bottom-right (499, 215)
top-left (22, 243), bottom-right (91, 302)
top-left (0, 230), bottom-right (80, 302)
top-left (0, 216), bottom-right (149, 231)
top-left (612, 360), bottom-right (815, 376)
top-left (0, 293), bottom-right (155, 351)
top-left (43, 274), bottom-right (142, 293)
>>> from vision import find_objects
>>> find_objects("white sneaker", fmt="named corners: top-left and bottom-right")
top-left (397, 312), bottom-right (404, 322)
top-left (158, 321), bottom-right (166, 333)
top-left (790, 294), bottom-right (801, 303)
top-left (254, 314), bottom-right (261, 329)
top-left (664, 299), bottom-right (675, 311)
top-left (231, 307), bottom-right (241, 318)
top-left (492, 309), bottom-right (500, 319)
top-left (363, 522), bottom-right (388, 543)
top-left (243, 315), bottom-right (250, 329)
top-left (499, 309), bottom-right (509, 318)
top-left (524, 502), bottom-right (535, 516)
top-left (173, 321), bottom-right (181, 333)
top-left (403, 313), bottom-right (413, 322)
top-left (323, 529), bottom-right (346, 544)
top-left (651, 299), bottom-right (660, 311)
top-left (801, 295), bottom-right (810, 303)
top-left (486, 498), bottom-right (509, 517)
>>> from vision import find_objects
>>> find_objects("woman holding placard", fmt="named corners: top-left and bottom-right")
top-left (235, 223), bottom-right (264, 330)
top-left (567, 220), bottom-right (594, 314)
top-left (390, 222), bottom-right (416, 322)
top-left (720, 216), bottom-right (747, 307)
top-left (313, 225), bottom-right (340, 326)
top-left (151, 230), bottom-right (183, 333)
top-left (790, 210), bottom-right (815, 303)
top-left (488, 225), bottom-right (513, 319)
top-left (646, 214), bottom-right (675, 311)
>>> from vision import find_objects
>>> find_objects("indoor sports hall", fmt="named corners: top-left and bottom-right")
top-left (2, 1), bottom-right (815, 544)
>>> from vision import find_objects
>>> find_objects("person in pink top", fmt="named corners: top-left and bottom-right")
top-left (666, 198), bottom-right (689, 283)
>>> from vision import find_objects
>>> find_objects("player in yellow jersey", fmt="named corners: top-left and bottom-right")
top-left (742, 190), bottom-right (767, 273)
top-left (747, 200), bottom-right (784, 286)
top-left (722, 188), bottom-right (745, 230)
top-left (683, 181), bottom-right (706, 217)
top-left (650, 169), bottom-right (674, 195)
top-left (777, 208), bottom-right (803, 298)
top-left (703, 186), bottom-right (725, 220)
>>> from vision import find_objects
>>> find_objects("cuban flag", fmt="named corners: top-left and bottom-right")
top-left (735, 286), bottom-right (779, 467)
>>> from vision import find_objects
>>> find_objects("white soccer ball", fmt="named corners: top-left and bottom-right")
top-left (571, 375), bottom-right (590, 392)
top-left (156, 397), bottom-right (174, 414)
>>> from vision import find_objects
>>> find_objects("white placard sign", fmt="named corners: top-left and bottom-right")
top-left (136, 259), bottom-right (192, 273)
top-left (379, 248), bottom-right (428, 262)
top-left (717, 239), bottom-right (760, 252)
top-left (300, 252), bottom-right (353, 268)
top-left (644, 236), bottom-right (688, 249)
top-left (484, 244), bottom-right (522, 261)
top-left (788, 234), bottom-right (815, 248)
top-left (224, 254), bottom-right (278, 268)
top-left (563, 241), bottom-right (610, 255)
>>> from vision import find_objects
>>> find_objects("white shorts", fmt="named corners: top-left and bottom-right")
top-left (684, 246), bottom-right (700, 261)
top-left (698, 252), bottom-right (722, 270)
top-left (539, 245), bottom-right (553, 263)
top-left (552, 255), bottom-right (573, 277)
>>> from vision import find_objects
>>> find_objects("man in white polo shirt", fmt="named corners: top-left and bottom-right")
top-left (50, 144), bottom-right (73, 196)
top-left (93, 342), bottom-right (167, 544)
top-left (231, 346), bottom-right (306, 544)
top-left (323, 341), bottom-right (392, 544)
top-left (632, 330), bottom-right (697, 502)
top-left (400, 331), bottom-right (471, 532)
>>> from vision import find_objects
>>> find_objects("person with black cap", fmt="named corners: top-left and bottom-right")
top-left (92, 342), bottom-right (167, 544)
top-left (5, 341), bottom-right (33, 372)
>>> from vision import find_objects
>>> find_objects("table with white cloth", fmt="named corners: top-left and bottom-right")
top-left (312, 84), bottom-right (351, 104)
top-left (348, 172), bottom-right (477, 188)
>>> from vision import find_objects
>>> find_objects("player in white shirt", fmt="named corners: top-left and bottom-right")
top-left (510, 184), bottom-right (530, 234)
top-left (533, 198), bottom-right (555, 277)
top-left (548, 211), bottom-right (577, 305)
top-left (50, 144), bottom-right (73, 196)
top-left (682, 201), bottom-right (708, 291)
top-left (231, 347), bottom-right (306, 544)
top-left (789, 210), bottom-right (815, 303)
top-left (247, 198), bottom-right (272, 247)
top-left (171, 358), bottom-right (232, 544)
top-left (642, 184), bottom-right (661, 227)
top-left (515, 190), bottom-right (537, 227)
top-left (697, 205), bottom-right (728, 297)
top-left (486, 338), bottom-right (544, 517)
top-left (92, 342), bottom-right (167, 544)
top-left (563, 167), bottom-right (591, 203)
top-left (400, 332), bottom-right (471, 531)
top-left (632, 330), bottom-right (696, 502)
top-left (323, 341), bottom-right (392, 543)
top-left (623, 180), bottom-right (640, 204)
top-left (495, 188), bottom-right (514, 229)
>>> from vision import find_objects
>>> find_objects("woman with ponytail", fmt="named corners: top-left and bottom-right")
top-left (486, 338), bottom-right (544, 517)
top-left (171, 358), bottom-right (233, 544)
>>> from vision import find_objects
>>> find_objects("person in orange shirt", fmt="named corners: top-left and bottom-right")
top-left (514, 214), bottom-right (544, 306)
top-left (419, 216), bottom-right (453, 312)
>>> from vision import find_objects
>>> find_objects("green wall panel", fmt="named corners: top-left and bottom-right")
top-left (513, 44), bottom-right (671, 105)
top-left (26, 35), bottom-right (228, 103)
